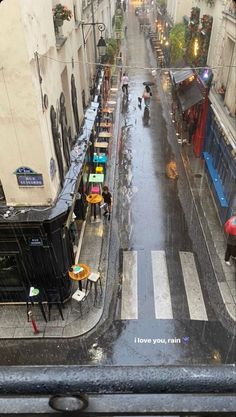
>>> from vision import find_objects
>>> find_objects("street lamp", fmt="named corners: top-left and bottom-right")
top-left (97, 35), bottom-right (106, 58)
top-left (81, 22), bottom-right (107, 57)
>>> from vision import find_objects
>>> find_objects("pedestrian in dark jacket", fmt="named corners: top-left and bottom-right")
top-left (101, 185), bottom-right (112, 221)
top-left (225, 234), bottom-right (236, 265)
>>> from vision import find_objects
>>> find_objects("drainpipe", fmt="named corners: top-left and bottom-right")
top-left (91, 0), bottom-right (98, 64)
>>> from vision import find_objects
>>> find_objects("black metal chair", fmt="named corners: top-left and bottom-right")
top-left (26, 288), bottom-right (47, 323)
top-left (45, 289), bottom-right (64, 321)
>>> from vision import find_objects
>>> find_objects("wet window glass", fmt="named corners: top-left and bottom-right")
top-left (0, 255), bottom-right (22, 287)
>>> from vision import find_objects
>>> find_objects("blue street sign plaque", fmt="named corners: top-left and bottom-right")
top-left (17, 174), bottom-right (43, 187)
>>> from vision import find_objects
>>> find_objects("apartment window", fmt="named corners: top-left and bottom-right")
top-left (0, 255), bottom-right (22, 287)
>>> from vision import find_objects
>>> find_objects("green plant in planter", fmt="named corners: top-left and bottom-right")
top-left (169, 23), bottom-right (186, 65)
top-left (102, 38), bottom-right (117, 64)
top-left (53, 3), bottom-right (72, 33)
top-left (115, 16), bottom-right (122, 30)
top-left (53, 3), bottom-right (72, 21)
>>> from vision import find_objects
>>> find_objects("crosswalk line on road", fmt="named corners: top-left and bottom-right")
top-left (151, 250), bottom-right (173, 319)
top-left (121, 251), bottom-right (138, 319)
top-left (120, 250), bottom-right (208, 321)
top-left (179, 251), bottom-right (208, 321)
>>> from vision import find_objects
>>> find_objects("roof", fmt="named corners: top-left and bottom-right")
top-left (170, 68), bottom-right (194, 85)
top-left (178, 80), bottom-right (204, 112)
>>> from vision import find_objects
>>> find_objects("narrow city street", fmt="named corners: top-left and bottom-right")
top-left (0, 2), bottom-right (235, 367)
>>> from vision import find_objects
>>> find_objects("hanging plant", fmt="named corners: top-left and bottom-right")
top-left (102, 38), bottom-right (117, 64)
top-left (53, 3), bottom-right (72, 22)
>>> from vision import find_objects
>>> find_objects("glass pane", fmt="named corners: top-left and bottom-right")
top-left (0, 255), bottom-right (22, 287)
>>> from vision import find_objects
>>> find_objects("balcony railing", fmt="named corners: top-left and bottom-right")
top-left (0, 365), bottom-right (235, 415)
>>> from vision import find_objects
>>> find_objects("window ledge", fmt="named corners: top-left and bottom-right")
top-left (56, 36), bottom-right (67, 49)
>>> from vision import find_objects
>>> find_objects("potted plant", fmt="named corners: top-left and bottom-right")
top-left (53, 3), bottom-right (72, 32)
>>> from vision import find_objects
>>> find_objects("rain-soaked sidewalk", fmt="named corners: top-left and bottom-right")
top-left (183, 147), bottom-right (236, 321)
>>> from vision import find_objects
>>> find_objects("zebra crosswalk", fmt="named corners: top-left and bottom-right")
top-left (120, 250), bottom-right (210, 321)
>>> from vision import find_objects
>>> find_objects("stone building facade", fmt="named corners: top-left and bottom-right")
top-left (0, 0), bottom-right (114, 302)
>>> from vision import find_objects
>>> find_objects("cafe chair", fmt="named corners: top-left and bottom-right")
top-left (71, 288), bottom-right (88, 316)
top-left (26, 288), bottom-right (47, 323)
top-left (90, 185), bottom-right (101, 194)
top-left (45, 289), bottom-right (64, 321)
top-left (95, 166), bottom-right (103, 174)
top-left (85, 272), bottom-right (103, 302)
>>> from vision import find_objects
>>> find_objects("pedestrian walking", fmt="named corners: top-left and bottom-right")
top-left (142, 85), bottom-right (152, 108)
top-left (101, 185), bottom-right (112, 221)
top-left (224, 234), bottom-right (236, 265)
top-left (121, 73), bottom-right (129, 95)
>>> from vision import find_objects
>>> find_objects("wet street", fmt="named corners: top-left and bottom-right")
top-left (0, 4), bottom-right (235, 366)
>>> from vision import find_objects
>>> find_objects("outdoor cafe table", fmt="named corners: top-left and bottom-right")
top-left (98, 132), bottom-right (112, 140)
top-left (97, 122), bottom-right (112, 128)
top-left (94, 141), bottom-right (109, 152)
top-left (68, 263), bottom-right (91, 290)
top-left (88, 173), bottom-right (104, 183)
top-left (101, 108), bottom-right (113, 122)
top-left (93, 153), bottom-right (107, 164)
top-left (102, 108), bottom-right (113, 114)
top-left (86, 193), bottom-right (103, 221)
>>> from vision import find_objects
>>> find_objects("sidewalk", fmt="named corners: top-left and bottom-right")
top-left (183, 147), bottom-right (236, 322)
top-left (159, 71), bottom-right (236, 324)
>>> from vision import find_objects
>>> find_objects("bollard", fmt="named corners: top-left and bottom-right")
top-left (28, 310), bottom-right (39, 334)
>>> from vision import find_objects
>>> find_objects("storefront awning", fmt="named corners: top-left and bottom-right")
top-left (170, 68), bottom-right (194, 85)
top-left (178, 80), bottom-right (204, 111)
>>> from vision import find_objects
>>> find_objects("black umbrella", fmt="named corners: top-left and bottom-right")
top-left (143, 81), bottom-right (155, 86)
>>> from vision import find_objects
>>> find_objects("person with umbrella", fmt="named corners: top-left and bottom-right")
top-left (142, 81), bottom-right (154, 108)
top-left (224, 215), bottom-right (236, 265)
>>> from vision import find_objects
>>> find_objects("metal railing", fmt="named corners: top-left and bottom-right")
top-left (0, 365), bottom-right (235, 415)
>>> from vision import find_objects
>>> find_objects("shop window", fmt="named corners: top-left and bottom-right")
top-left (0, 255), bottom-right (22, 287)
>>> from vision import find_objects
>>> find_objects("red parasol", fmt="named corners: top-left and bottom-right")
top-left (224, 215), bottom-right (236, 236)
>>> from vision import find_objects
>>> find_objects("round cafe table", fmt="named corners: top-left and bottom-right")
top-left (68, 263), bottom-right (91, 290)
top-left (86, 193), bottom-right (103, 220)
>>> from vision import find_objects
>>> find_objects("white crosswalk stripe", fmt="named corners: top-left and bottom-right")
top-left (120, 250), bottom-right (208, 321)
top-left (121, 251), bottom-right (138, 319)
top-left (151, 250), bottom-right (173, 319)
top-left (179, 251), bottom-right (208, 321)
